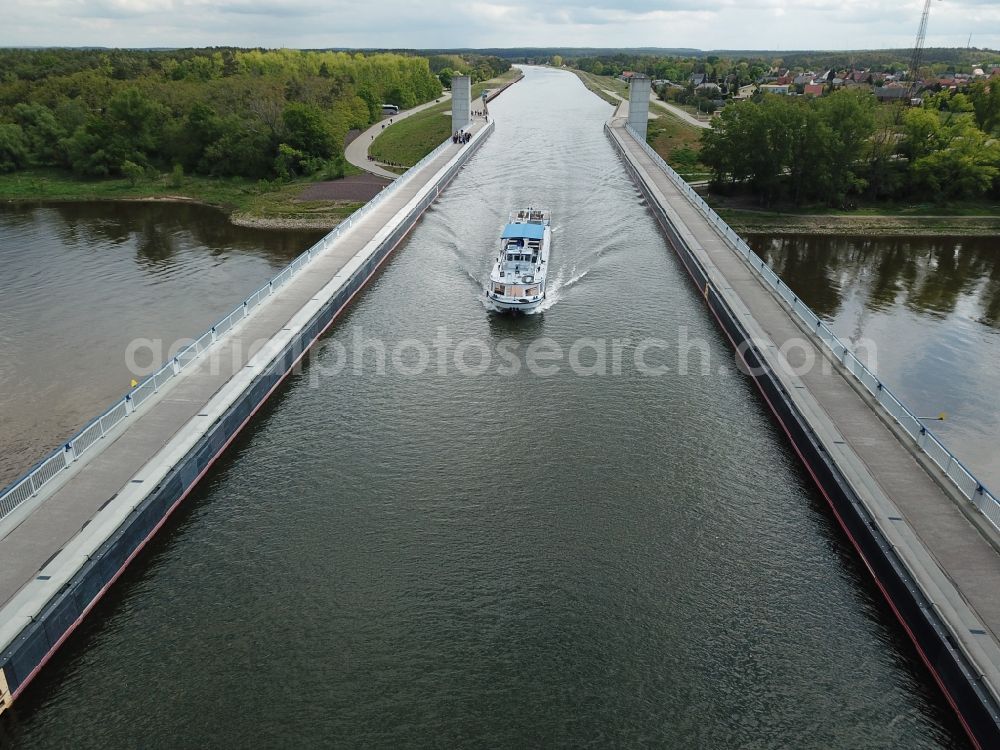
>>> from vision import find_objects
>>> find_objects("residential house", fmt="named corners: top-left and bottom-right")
top-left (875, 86), bottom-right (910, 103)
top-left (843, 78), bottom-right (873, 93)
top-left (734, 83), bottom-right (757, 99)
top-left (804, 83), bottom-right (825, 97)
top-left (760, 83), bottom-right (790, 95)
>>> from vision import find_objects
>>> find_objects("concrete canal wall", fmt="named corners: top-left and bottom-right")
top-left (606, 115), bottom-right (1000, 749)
top-left (0, 121), bottom-right (494, 712)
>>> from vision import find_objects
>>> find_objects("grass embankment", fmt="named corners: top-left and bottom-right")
top-left (368, 107), bottom-right (452, 167)
top-left (645, 116), bottom-right (707, 181)
top-left (369, 69), bottom-right (522, 167)
top-left (569, 68), bottom-right (708, 179)
top-left (569, 69), bottom-right (626, 105)
top-left (0, 168), bottom-right (364, 229)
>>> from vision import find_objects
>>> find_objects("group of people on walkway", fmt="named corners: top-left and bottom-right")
top-left (367, 154), bottom-right (405, 168)
top-left (452, 130), bottom-right (472, 145)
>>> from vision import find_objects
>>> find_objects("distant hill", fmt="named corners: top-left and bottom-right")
top-left (389, 46), bottom-right (1000, 69)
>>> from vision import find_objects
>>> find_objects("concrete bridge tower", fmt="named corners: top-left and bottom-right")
top-left (452, 75), bottom-right (471, 133)
top-left (627, 75), bottom-right (651, 140)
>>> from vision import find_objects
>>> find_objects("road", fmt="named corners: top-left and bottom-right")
top-left (601, 88), bottom-right (711, 130)
top-left (344, 92), bottom-right (452, 180)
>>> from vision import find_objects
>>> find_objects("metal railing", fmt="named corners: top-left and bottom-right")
top-left (624, 123), bottom-right (1000, 532)
top-left (0, 135), bottom-right (459, 523)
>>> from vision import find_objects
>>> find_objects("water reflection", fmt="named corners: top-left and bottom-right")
top-left (750, 235), bottom-right (1000, 327)
top-left (749, 233), bottom-right (1000, 490)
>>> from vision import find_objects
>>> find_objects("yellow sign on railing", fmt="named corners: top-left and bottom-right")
top-left (0, 665), bottom-right (12, 713)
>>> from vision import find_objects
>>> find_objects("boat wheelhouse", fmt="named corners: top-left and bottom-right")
top-left (486, 209), bottom-right (551, 313)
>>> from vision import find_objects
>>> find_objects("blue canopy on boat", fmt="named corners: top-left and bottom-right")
top-left (501, 223), bottom-right (545, 240)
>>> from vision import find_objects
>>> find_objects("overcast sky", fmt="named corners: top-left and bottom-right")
top-left (2, 0), bottom-right (998, 53)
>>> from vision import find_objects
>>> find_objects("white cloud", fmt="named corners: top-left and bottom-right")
top-left (0, 0), bottom-right (997, 50)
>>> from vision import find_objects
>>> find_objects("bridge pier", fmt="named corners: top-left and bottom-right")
top-left (627, 75), bottom-right (651, 140)
top-left (452, 75), bottom-right (471, 133)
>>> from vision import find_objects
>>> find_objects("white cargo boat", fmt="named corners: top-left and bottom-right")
top-left (486, 208), bottom-right (551, 313)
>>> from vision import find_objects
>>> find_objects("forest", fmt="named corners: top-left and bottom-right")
top-left (700, 86), bottom-right (1000, 206)
top-left (0, 48), bottom-right (506, 183)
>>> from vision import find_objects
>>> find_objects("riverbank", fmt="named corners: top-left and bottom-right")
top-left (0, 169), bottom-right (364, 230)
top-left (718, 205), bottom-right (1000, 236)
top-left (0, 71), bottom-right (523, 232)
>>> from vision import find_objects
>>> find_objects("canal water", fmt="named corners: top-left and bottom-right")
top-left (0, 67), bottom-right (971, 747)
top-left (748, 234), bottom-right (1000, 492)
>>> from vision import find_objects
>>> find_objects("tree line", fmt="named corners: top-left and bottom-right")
top-left (700, 86), bottom-right (1000, 206)
top-left (0, 48), bottom-right (461, 182)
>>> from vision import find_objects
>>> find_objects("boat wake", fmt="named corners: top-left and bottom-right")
top-left (526, 263), bottom-right (593, 313)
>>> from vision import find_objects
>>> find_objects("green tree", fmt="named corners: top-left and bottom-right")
top-left (121, 159), bottom-right (144, 186)
top-left (202, 115), bottom-right (274, 179)
top-left (12, 102), bottom-right (64, 165)
top-left (702, 98), bottom-right (790, 204)
top-left (911, 117), bottom-right (1000, 199)
top-left (900, 107), bottom-right (943, 161)
top-left (282, 101), bottom-right (334, 160)
top-left (817, 89), bottom-right (875, 203)
top-left (969, 80), bottom-right (1000, 134)
top-left (64, 87), bottom-right (164, 175)
top-left (0, 123), bottom-right (28, 172)
top-left (181, 102), bottom-right (224, 173)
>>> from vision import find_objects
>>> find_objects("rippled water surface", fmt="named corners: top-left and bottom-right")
top-left (0, 67), bottom-right (969, 748)
top-left (0, 202), bottom-right (322, 485)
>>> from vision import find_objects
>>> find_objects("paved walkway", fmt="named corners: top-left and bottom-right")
top-left (0, 121), bottom-right (487, 617)
top-left (344, 93), bottom-right (452, 180)
top-left (648, 93), bottom-right (711, 129)
top-left (609, 113), bottom-right (1000, 715)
